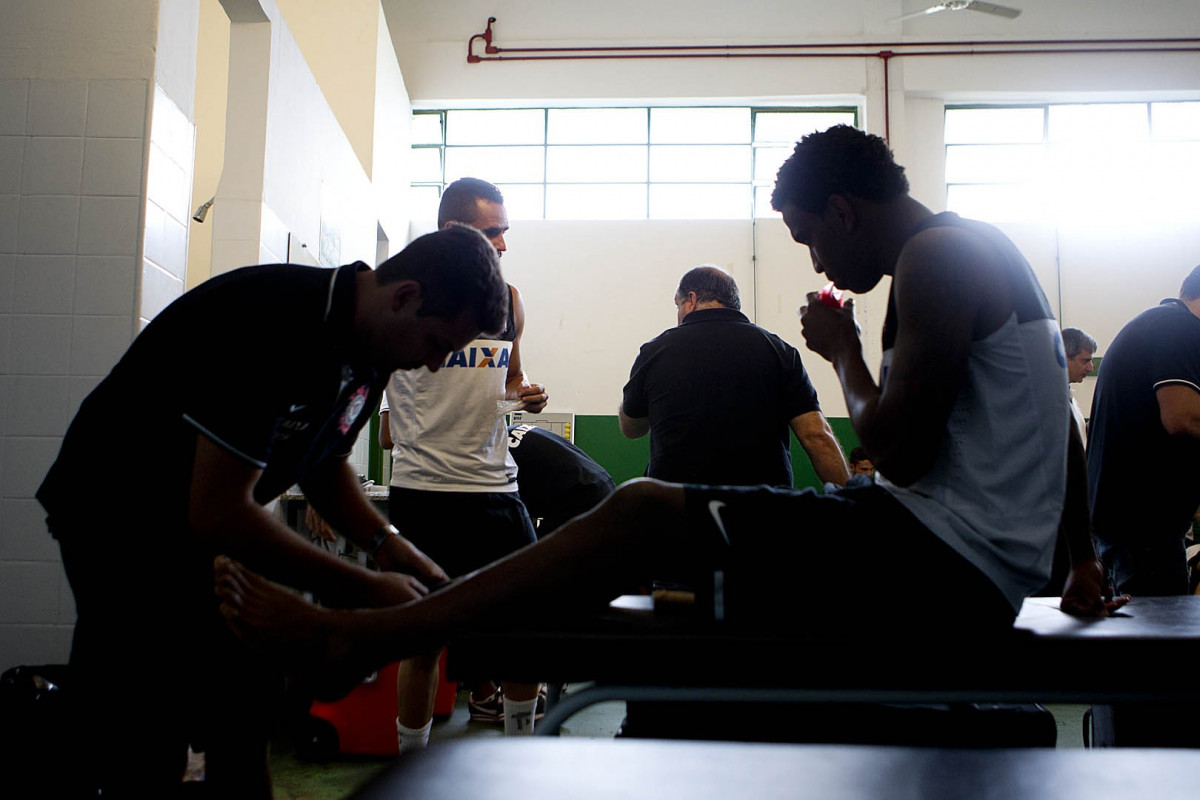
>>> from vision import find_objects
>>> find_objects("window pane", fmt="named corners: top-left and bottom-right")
top-left (650, 107), bottom-right (750, 144)
top-left (1049, 104), bottom-right (1149, 143)
top-left (945, 144), bottom-right (1044, 183)
top-left (445, 109), bottom-right (545, 145)
top-left (1047, 140), bottom-right (1151, 224)
top-left (410, 147), bottom-right (442, 183)
top-left (1152, 102), bottom-right (1200, 141)
top-left (947, 184), bottom-right (1046, 223)
top-left (546, 145), bottom-right (647, 182)
top-left (494, 184), bottom-right (544, 220)
top-left (1149, 143), bottom-right (1200, 222)
top-left (754, 185), bottom-right (783, 218)
top-left (650, 184), bottom-right (751, 219)
top-left (547, 108), bottom-right (647, 144)
top-left (545, 184), bottom-right (646, 220)
top-left (945, 107), bottom-right (1044, 144)
top-left (754, 111), bottom-right (855, 143)
top-left (754, 144), bottom-right (797, 183)
top-left (444, 146), bottom-right (545, 183)
top-left (408, 185), bottom-right (442, 218)
top-left (650, 145), bottom-right (750, 182)
top-left (411, 113), bottom-right (443, 145)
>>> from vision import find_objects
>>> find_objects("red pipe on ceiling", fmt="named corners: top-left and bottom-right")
top-left (466, 17), bottom-right (1200, 143)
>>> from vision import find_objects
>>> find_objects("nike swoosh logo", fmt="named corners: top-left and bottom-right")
top-left (289, 404), bottom-right (306, 413)
top-left (708, 500), bottom-right (731, 546)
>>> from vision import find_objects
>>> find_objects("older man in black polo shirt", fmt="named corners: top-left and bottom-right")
top-left (619, 265), bottom-right (848, 488)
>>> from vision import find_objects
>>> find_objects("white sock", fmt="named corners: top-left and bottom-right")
top-left (504, 696), bottom-right (538, 736)
top-left (397, 717), bottom-right (432, 754)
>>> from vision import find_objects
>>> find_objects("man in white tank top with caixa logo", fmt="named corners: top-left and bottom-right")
top-left (379, 178), bottom-right (549, 750)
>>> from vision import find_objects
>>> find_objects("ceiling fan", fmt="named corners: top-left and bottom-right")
top-left (891, 1), bottom-right (1022, 23)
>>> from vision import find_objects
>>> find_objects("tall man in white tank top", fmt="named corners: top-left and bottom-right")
top-left (380, 178), bottom-right (549, 749)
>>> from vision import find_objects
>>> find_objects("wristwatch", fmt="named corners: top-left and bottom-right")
top-left (368, 523), bottom-right (400, 556)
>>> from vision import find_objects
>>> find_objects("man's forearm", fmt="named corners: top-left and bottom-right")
top-left (832, 347), bottom-right (889, 461)
top-left (299, 459), bottom-right (389, 552)
top-left (793, 412), bottom-right (850, 486)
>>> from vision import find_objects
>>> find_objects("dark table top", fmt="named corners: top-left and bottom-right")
top-left (353, 738), bottom-right (1200, 800)
top-left (445, 595), bottom-right (1200, 704)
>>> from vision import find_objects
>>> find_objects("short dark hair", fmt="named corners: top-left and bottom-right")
top-left (438, 177), bottom-right (505, 227)
top-left (1060, 327), bottom-right (1097, 358)
top-left (376, 224), bottom-right (507, 334)
top-left (771, 125), bottom-right (910, 214)
top-left (1181, 264), bottom-right (1200, 301)
top-left (676, 266), bottom-right (741, 311)
top-left (849, 446), bottom-right (870, 464)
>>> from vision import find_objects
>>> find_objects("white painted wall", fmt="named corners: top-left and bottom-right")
top-left (372, 5), bottom-right (413, 252)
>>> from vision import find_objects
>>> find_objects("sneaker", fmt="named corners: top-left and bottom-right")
top-left (468, 687), bottom-right (504, 724)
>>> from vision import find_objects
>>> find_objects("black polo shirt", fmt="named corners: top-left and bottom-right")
top-left (1087, 298), bottom-right (1200, 544)
top-left (622, 307), bottom-right (820, 487)
top-left (38, 262), bottom-right (385, 534)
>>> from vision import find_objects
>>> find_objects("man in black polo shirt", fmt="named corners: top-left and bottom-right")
top-left (34, 225), bottom-right (507, 797)
top-left (619, 265), bottom-right (848, 488)
top-left (1088, 264), bottom-right (1200, 596)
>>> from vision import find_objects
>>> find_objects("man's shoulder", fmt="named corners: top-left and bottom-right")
top-left (1113, 302), bottom-right (1200, 352)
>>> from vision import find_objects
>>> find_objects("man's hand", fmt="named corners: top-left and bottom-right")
top-left (517, 382), bottom-right (549, 414)
top-left (365, 570), bottom-right (432, 606)
top-left (1060, 558), bottom-right (1130, 618)
top-left (375, 532), bottom-right (450, 584)
top-left (799, 295), bottom-right (861, 364)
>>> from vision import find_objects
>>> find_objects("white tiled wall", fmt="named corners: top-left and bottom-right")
top-left (0, 77), bottom-right (150, 671)
top-left (141, 86), bottom-right (195, 327)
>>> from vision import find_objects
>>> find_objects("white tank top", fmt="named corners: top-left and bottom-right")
top-left (383, 289), bottom-right (519, 492)
top-left (877, 213), bottom-right (1069, 611)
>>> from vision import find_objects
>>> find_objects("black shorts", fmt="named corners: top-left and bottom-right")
top-left (388, 487), bottom-right (537, 578)
top-left (681, 483), bottom-right (1016, 632)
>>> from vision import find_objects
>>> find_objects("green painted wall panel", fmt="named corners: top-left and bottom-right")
top-left (574, 415), bottom-right (860, 490)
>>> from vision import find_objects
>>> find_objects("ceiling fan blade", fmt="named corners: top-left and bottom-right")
top-left (886, 3), bottom-right (952, 23)
top-left (964, 1), bottom-right (1022, 18)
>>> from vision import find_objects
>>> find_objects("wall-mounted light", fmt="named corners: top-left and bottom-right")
top-left (192, 198), bottom-right (215, 223)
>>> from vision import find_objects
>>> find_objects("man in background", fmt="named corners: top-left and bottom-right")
top-left (848, 446), bottom-right (876, 483)
top-left (1061, 327), bottom-right (1097, 442)
top-left (619, 265), bottom-right (848, 488)
top-left (1084, 266), bottom-right (1200, 747)
top-left (381, 177), bottom-right (549, 749)
top-left (1087, 266), bottom-right (1200, 597)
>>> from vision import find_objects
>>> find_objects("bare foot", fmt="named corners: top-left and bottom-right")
top-left (214, 556), bottom-right (383, 700)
